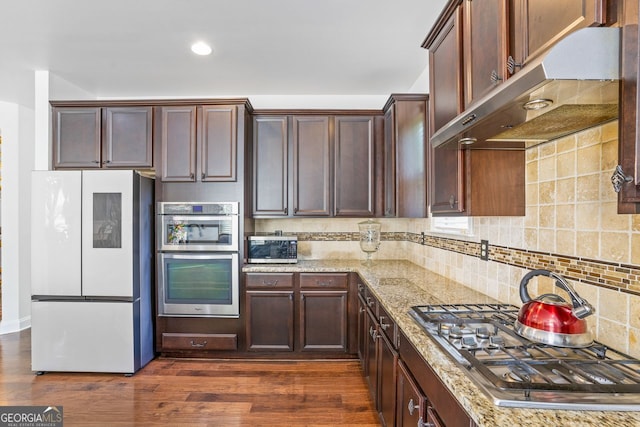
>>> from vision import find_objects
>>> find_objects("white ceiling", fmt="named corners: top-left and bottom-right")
top-left (0, 0), bottom-right (447, 109)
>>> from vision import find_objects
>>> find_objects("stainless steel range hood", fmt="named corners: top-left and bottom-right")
top-left (430, 27), bottom-right (621, 150)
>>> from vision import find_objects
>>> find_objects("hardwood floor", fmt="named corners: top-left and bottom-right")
top-left (0, 329), bottom-right (379, 426)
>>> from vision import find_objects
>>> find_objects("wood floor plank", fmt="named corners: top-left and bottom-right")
top-left (0, 329), bottom-right (379, 426)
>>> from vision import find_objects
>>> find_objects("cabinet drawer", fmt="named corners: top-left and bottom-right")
top-left (245, 273), bottom-right (294, 289)
top-left (300, 273), bottom-right (348, 289)
top-left (378, 303), bottom-right (397, 347)
top-left (162, 333), bottom-right (238, 351)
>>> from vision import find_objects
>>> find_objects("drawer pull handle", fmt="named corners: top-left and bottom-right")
top-left (190, 340), bottom-right (208, 348)
top-left (408, 398), bottom-right (420, 415)
top-left (262, 280), bottom-right (279, 286)
top-left (369, 326), bottom-right (378, 340)
top-left (379, 315), bottom-right (390, 330)
top-left (366, 296), bottom-right (375, 307)
top-left (316, 280), bottom-right (333, 286)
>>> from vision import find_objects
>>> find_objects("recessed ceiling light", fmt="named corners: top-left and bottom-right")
top-left (191, 42), bottom-right (212, 56)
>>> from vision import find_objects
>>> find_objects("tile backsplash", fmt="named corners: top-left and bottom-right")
top-left (254, 120), bottom-right (640, 358)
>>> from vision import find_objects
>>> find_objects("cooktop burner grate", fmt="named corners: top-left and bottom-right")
top-left (409, 303), bottom-right (640, 410)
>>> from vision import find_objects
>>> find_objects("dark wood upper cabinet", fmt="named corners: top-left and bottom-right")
top-left (617, 0), bottom-right (640, 213)
top-left (159, 104), bottom-right (238, 182)
top-left (252, 112), bottom-right (379, 218)
top-left (334, 116), bottom-right (375, 217)
top-left (103, 107), bottom-right (153, 168)
top-left (430, 144), bottom-right (465, 215)
top-left (292, 116), bottom-right (332, 216)
top-left (53, 106), bottom-right (152, 169)
top-left (53, 107), bottom-right (102, 168)
top-left (463, 0), bottom-right (508, 107)
top-left (426, 5), bottom-right (464, 135)
top-left (509, 0), bottom-right (607, 74)
top-left (383, 95), bottom-right (429, 218)
top-left (383, 107), bottom-right (396, 217)
top-left (252, 115), bottom-right (288, 216)
top-left (425, 6), bottom-right (465, 215)
top-left (159, 106), bottom-right (197, 181)
top-left (200, 105), bottom-right (237, 182)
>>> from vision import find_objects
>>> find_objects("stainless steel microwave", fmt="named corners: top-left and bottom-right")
top-left (247, 236), bottom-right (297, 264)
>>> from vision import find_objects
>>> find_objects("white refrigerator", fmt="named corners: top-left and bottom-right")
top-left (31, 170), bottom-right (154, 374)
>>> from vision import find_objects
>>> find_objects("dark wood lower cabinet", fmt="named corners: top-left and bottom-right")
top-left (399, 331), bottom-right (477, 427)
top-left (355, 281), bottom-right (477, 427)
top-left (364, 306), bottom-right (379, 402)
top-left (396, 360), bottom-right (427, 427)
top-left (244, 272), bottom-right (353, 356)
top-left (378, 331), bottom-right (398, 427)
top-left (300, 291), bottom-right (348, 351)
top-left (246, 291), bottom-right (294, 351)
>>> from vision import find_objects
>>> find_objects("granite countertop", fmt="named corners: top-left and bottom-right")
top-left (243, 259), bottom-right (640, 427)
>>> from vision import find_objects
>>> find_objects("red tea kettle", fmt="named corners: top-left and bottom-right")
top-left (514, 269), bottom-right (595, 347)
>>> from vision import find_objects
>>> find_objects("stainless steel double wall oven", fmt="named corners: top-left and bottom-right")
top-left (156, 202), bottom-right (239, 317)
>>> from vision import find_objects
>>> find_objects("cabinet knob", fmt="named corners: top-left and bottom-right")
top-left (408, 398), bottom-right (420, 416)
top-left (611, 165), bottom-right (634, 193)
top-left (201, 172), bottom-right (205, 180)
top-left (190, 173), bottom-right (195, 180)
top-left (284, 208), bottom-right (288, 215)
top-left (449, 195), bottom-right (456, 209)
top-left (490, 70), bottom-right (502, 84)
top-left (507, 55), bottom-right (522, 75)
top-left (366, 296), bottom-right (375, 308)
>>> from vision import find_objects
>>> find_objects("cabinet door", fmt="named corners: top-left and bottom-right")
top-left (365, 307), bottom-right (379, 406)
top-left (463, 0), bottom-right (508, 107)
top-left (103, 107), bottom-right (153, 168)
top-left (246, 291), bottom-right (294, 351)
top-left (395, 98), bottom-right (429, 218)
top-left (396, 361), bottom-right (426, 427)
top-left (200, 105), bottom-right (237, 182)
top-left (160, 106), bottom-right (197, 182)
top-left (53, 107), bottom-right (102, 168)
top-left (428, 7), bottom-right (463, 135)
top-left (430, 144), bottom-right (465, 215)
top-left (357, 294), bottom-right (368, 371)
top-left (292, 116), bottom-right (331, 216)
top-left (378, 332), bottom-right (398, 427)
top-left (299, 291), bottom-right (347, 352)
top-left (617, 0), bottom-right (640, 212)
top-left (334, 116), bottom-right (374, 217)
top-left (509, 0), bottom-right (607, 72)
top-left (383, 107), bottom-right (396, 217)
top-left (253, 116), bottom-right (288, 216)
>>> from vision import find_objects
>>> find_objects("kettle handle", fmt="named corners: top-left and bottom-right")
top-left (519, 269), bottom-right (555, 303)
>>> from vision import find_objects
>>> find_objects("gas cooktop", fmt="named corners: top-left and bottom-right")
top-left (409, 303), bottom-right (640, 411)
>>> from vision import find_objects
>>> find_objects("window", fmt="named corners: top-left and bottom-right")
top-left (431, 216), bottom-right (473, 236)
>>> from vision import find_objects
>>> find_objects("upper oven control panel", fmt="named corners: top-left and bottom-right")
top-left (157, 202), bottom-right (238, 215)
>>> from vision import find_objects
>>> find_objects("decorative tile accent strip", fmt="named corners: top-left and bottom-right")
top-left (285, 231), bottom-right (640, 296)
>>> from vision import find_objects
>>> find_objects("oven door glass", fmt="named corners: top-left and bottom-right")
top-left (158, 214), bottom-right (238, 251)
top-left (158, 253), bottom-right (239, 317)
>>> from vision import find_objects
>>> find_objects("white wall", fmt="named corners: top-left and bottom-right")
top-left (0, 100), bottom-right (34, 333)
